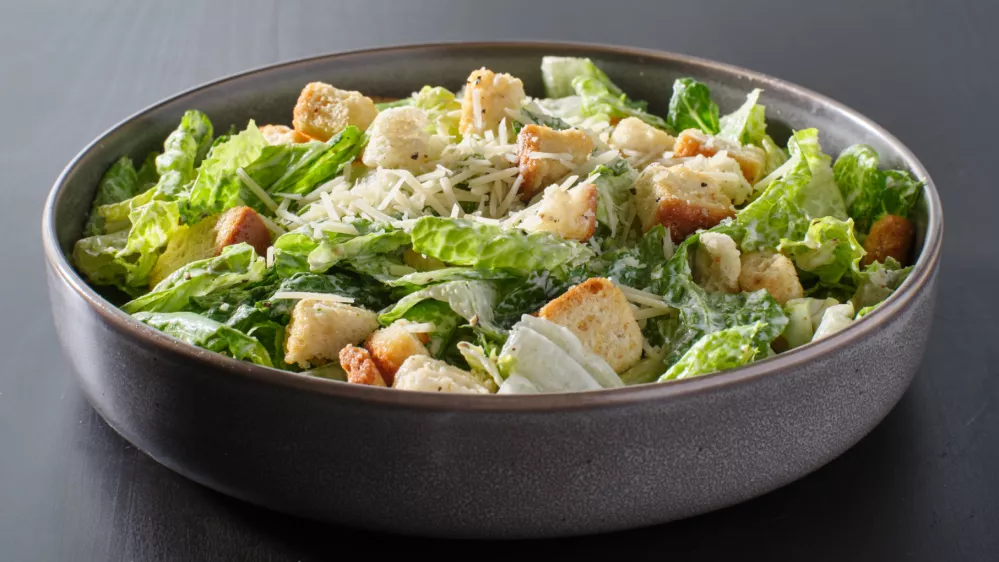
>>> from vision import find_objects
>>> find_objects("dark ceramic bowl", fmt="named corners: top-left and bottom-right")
top-left (43, 42), bottom-right (942, 539)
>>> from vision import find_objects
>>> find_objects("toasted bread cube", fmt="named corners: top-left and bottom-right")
top-left (148, 206), bottom-right (271, 288)
top-left (284, 300), bottom-right (379, 369)
top-left (517, 124), bottom-right (594, 201)
top-left (693, 232), bottom-right (741, 294)
top-left (392, 355), bottom-right (496, 394)
top-left (364, 320), bottom-right (430, 386)
top-left (259, 124), bottom-right (311, 145)
top-left (215, 206), bottom-right (271, 257)
top-left (634, 163), bottom-right (736, 244)
top-left (459, 68), bottom-right (525, 137)
top-left (680, 153), bottom-right (753, 205)
top-left (360, 107), bottom-right (432, 172)
top-left (339, 344), bottom-right (387, 387)
top-left (608, 117), bottom-right (675, 155)
top-left (861, 214), bottom-right (914, 267)
top-left (538, 278), bottom-right (643, 373)
top-left (520, 183), bottom-right (598, 241)
top-left (292, 82), bottom-right (377, 141)
top-left (673, 129), bottom-right (766, 183)
top-left (739, 251), bottom-right (804, 305)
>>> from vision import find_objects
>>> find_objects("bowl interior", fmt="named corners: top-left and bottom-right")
top-left (45, 42), bottom-right (941, 399)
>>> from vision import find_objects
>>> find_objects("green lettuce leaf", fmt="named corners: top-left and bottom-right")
top-left (399, 300), bottom-right (463, 357)
top-left (782, 297), bottom-right (840, 349)
top-left (779, 217), bottom-right (865, 285)
top-left (410, 217), bottom-right (594, 276)
top-left (591, 160), bottom-right (639, 244)
top-left (541, 56), bottom-right (621, 99)
top-left (599, 225), bottom-right (671, 291)
top-left (573, 74), bottom-right (669, 131)
top-left (666, 78), bottom-right (720, 135)
top-left (83, 156), bottom-right (139, 236)
top-left (122, 243), bottom-right (266, 313)
top-left (660, 323), bottom-right (763, 381)
top-left (377, 280), bottom-right (503, 338)
top-left (718, 88), bottom-right (766, 146)
top-left (812, 303), bottom-right (855, 340)
top-left (150, 109), bottom-right (214, 198)
top-left (307, 228), bottom-right (411, 272)
top-left (132, 311), bottom-right (272, 367)
top-left (851, 257), bottom-right (912, 309)
top-left (833, 144), bottom-right (923, 231)
top-left (184, 121), bottom-right (268, 220)
top-left (71, 230), bottom-right (140, 296)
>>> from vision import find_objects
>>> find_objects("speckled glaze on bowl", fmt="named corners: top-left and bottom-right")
top-left (42, 42), bottom-right (942, 539)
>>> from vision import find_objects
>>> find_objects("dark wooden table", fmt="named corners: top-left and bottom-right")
top-left (2, 0), bottom-right (997, 559)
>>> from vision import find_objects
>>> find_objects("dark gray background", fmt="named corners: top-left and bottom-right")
top-left (2, 0), bottom-right (996, 560)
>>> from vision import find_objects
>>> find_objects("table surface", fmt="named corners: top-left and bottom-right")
top-left (2, 0), bottom-right (997, 559)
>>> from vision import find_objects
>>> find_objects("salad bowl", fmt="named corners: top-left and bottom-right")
top-left (43, 42), bottom-right (942, 538)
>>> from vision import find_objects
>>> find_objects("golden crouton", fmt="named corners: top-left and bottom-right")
top-left (148, 206), bottom-right (271, 288)
top-left (608, 117), bottom-right (675, 155)
top-left (861, 214), bottom-right (914, 267)
top-left (360, 107), bottom-right (432, 172)
top-left (693, 231), bottom-right (741, 294)
top-left (364, 320), bottom-right (430, 386)
top-left (339, 345), bottom-right (387, 387)
top-left (215, 206), bottom-right (271, 257)
top-left (739, 251), bottom-right (804, 305)
top-left (634, 163), bottom-right (736, 244)
top-left (673, 129), bottom-right (766, 183)
top-left (292, 82), bottom-right (377, 141)
top-left (521, 183), bottom-right (598, 241)
top-left (284, 300), bottom-right (379, 369)
top-left (259, 124), bottom-right (311, 145)
top-left (517, 124), bottom-right (594, 201)
top-left (392, 355), bottom-right (496, 393)
top-left (538, 278), bottom-right (643, 373)
top-left (459, 68), bottom-right (525, 136)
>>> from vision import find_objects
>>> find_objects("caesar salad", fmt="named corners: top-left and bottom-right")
top-left (72, 57), bottom-right (921, 394)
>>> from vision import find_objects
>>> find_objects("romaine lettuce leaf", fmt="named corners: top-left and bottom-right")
top-left (132, 311), bottom-right (272, 367)
top-left (378, 280), bottom-right (503, 338)
top-left (83, 156), bottom-right (139, 236)
top-left (733, 129), bottom-right (846, 252)
top-left (666, 78), bottom-right (720, 135)
top-left (497, 315), bottom-right (621, 393)
top-left (782, 297), bottom-right (840, 349)
top-left (492, 271), bottom-right (573, 329)
top-left (833, 144), bottom-right (923, 231)
top-left (400, 300), bottom-right (463, 357)
top-left (306, 228), bottom-right (411, 272)
top-left (71, 230), bottom-right (139, 296)
top-left (546, 57), bottom-right (667, 130)
top-left (779, 217), bottom-right (865, 285)
top-left (412, 86), bottom-right (462, 138)
top-left (184, 121), bottom-right (268, 220)
top-left (812, 303), bottom-right (855, 340)
top-left (851, 257), bottom-right (912, 309)
top-left (410, 217), bottom-right (594, 276)
top-left (541, 56), bottom-right (620, 99)
top-left (150, 110), bottom-right (214, 199)
top-left (122, 243), bottom-right (266, 313)
top-left (386, 267), bottom-right (513, 289)
top-left (718, 88), bottom-right (766, 146)
top-left (457, 341), bottom-right (504, 387)
top-left (660, 323), bottom-right (763, 381)
top-left (599, 225), bottom-right (670, 291)
top-left (590, 160), bottom-right (639, 243)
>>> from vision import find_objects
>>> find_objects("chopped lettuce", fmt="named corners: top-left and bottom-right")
top-left (782, 297), bottom-right (840, 349)
top-left (661, 322), bottom-right (764, 381)
top-left (412, 86), bottom-right (462, 138)
top-left (497, 315), bottom-right (622, 393)
top-left (718, 88), bottom-right (766, 146)
top-left (184, 121), bottom-right (268, 220)
top-left (410, 217), bottom-right (594, 276)
top-left (149, 110), bottom-right (215, 199)
top-left (666, 78), bottom-right (720, 135)
top-left (600, 225), bottom-right (670, 291)
top-left (307, 228), bottom-right (411, 273)
top-left (377, 280), bottom-right (503, 338)
top-left (833, 144), bottom-right (923, 231)
top-left (401, 300), bottom-right (463, 357)
top-left (133, 311), bottom-right (273, 367)
top-left (851, 257), bottom-right (913, 309)
top-left (812, 303), bottom-right (855, 340)
top-left (83, 156), bottom-right (140, 236)
top-left (590, 160), bottom-right (639, 244)
top-left (541, 56), bottom-right (618, 99)
top-left (779, 217), bottom-right (865, 285)
top-left (122, 243), bottom-right (266, 313)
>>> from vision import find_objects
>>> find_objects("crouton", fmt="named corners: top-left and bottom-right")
top-left (459, 68), bottom-right (525, 137)
top-left (608, 117), bottom-right (675, 155)
top-left (517, 124), bottom-right (594, 201)
top-left (693, 232), bottom-right (741, 294)
top-left (680, 153), bottom-right (753, 205)
top-left (739, 251), bottom-right (804, 305)
top-left (537, 278), bottom-right (643, 373)
top-left (520, 182), bottom-right (598, 241)
top-left (364, 320), bottom-right (430, 386)
top-left (338, 345), bottom-right (387, 387)
top-left (215, 206), bottom-right (271, 257)
top-left (360, 107), bottom-right (432, 172)
top-left (673, 129), bottom-right (767, 183)
top-left (634, 163), bottom-right (736, 244)
top-left (148, 206), bottom-right (271, 288)
top-left (392, 355), bottom-right (496, 394)
top-left (292, 82), bottom-right (377, 141)
top-left (861, 214), bottom-right (914, 267)
top-left (284, 300), bottom-right (379, 369)
top-left (259, 124), bottom-right (311, 145)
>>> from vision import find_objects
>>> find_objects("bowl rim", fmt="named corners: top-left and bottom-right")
top-left (42, 40), bottom-right (943, 412)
